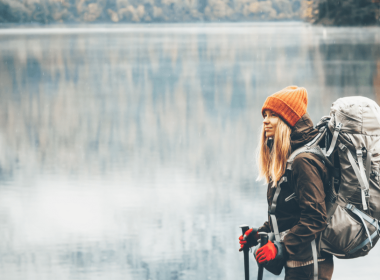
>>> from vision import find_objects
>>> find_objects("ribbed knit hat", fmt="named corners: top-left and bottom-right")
top-left (261, 86), bottom-right (308, 127)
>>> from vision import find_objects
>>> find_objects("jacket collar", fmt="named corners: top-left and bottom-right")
top-left (290, 112), bottom-right (319, 151)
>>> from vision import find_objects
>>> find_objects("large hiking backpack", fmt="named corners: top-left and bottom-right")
top-left (287, 96), bottom-right (380, 259)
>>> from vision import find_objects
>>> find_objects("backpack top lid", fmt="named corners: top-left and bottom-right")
top-left (329, 96), bottom-right (380, 136)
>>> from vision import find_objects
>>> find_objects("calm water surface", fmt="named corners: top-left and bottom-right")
top-left (0, 22), bottom-right (380, 280)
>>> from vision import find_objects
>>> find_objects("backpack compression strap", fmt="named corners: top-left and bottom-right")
top-left (346, 204), bottom-right (379, 254)
top-left (366, 151), bottom-right (372, 187)
top-left (325, 122), bottom-right (343, 157)
top-left (339, 144), bottom-right (370, 211)
top-left (357, 149), bottom-right (370, 211)
top-left (311, 240), bottom-right (318, 280)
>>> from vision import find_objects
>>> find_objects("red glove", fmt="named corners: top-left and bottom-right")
top-left (255, 240), bottom-right (278, 264)
top-left (239, 228), bottom-right (259, 251)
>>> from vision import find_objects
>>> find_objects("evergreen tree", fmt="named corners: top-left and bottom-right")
top-left (310, 0), bottom-right (380, 26)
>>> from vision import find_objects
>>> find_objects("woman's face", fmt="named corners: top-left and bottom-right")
top-left (263, 110), bottom-right (279, 138)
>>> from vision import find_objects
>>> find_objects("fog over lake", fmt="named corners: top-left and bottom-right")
top-left (0, 22), bottom-right (380, 280)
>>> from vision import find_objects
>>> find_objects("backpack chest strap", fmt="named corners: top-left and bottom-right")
top-left (269, 176), bottom-right (319, 280)
top-left (269, 176), bottom-right (287, 243)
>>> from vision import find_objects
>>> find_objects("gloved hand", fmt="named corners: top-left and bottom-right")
top-left (239, 228), bottom-right (259, 251)
top-left (255, 240), bottom-right (278, 264)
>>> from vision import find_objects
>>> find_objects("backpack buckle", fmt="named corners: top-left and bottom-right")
top-left (364, 189), bottom-right (370, 198)
top-left (346, 203), bottom-right (354, 211)
top-left (339, 143), bottom-right (347, 151)
top-left (356, 150), bottom-right (363, 157)
top-left (335, 122), bottom-right (343, 131)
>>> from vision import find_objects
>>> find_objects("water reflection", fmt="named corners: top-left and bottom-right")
top-left (0, 23), bottom-right (380, 279)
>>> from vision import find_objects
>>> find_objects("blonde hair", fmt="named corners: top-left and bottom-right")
top-left (257, 117), bottom-right (292, 186)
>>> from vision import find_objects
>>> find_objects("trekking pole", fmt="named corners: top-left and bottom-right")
top-left (257, 232), bottom-right (268, 280)
top-left (240, 225), bottom-right (250, 280)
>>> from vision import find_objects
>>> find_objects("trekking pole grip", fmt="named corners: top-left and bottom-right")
top-left (257, 232), bottom-right (268, 280)
top-left (239, 225), bottom-right (250, 280)
top-left (240, 225), bottom-right (250, 236)
top-left (259, 232), bottom-right (268, 246)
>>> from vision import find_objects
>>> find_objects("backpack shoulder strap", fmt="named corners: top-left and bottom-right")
top-left (287, 145), bottom-right (333, 171)
top-left (287, 126), bottom-right (333, 170)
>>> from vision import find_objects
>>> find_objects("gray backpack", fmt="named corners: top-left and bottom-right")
top-left (287, 96), bottom-right (380, 259)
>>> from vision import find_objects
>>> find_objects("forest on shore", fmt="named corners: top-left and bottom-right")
top-left (0, 0), bottom-right (379, 26)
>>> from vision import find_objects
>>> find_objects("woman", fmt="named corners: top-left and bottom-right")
top-left (239, 86), bottom-right (333, 280)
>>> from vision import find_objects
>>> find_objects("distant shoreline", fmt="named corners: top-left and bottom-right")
top-left (1, 21), bottom-right (380, 36)
top-left (0, 21), bottom-right (306, 36)
top-left (0, 20), bottom-right (304, 28)
top-left (0, 20), bottom-right (305, 28)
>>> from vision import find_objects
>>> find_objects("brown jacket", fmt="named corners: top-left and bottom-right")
top-left (258, 113), bottom-right (330, 262)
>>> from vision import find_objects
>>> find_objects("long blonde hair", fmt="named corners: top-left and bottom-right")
top-left (257, 117), bottom-right (292, 186)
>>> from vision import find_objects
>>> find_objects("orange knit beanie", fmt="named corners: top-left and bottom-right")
top-left (261, 86), bottom-right (308, 127)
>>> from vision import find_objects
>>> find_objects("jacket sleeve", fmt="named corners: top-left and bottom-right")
top-left (258, 221), bottom-right (271, 233)
top-left (282, 154), bottom-right (328, 261)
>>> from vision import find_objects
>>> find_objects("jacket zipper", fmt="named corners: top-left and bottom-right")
top-left (285, 192), bottom-right (296, 202)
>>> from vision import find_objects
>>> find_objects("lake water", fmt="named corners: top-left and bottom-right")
top-left (0, 22), bottom-right (380, 280)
